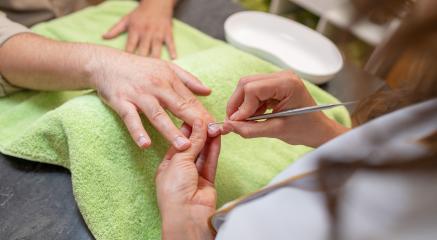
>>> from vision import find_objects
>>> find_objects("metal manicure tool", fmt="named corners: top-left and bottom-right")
top-left (208, 101), bottom-right (356, 126)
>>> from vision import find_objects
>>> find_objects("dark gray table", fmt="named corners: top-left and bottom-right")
top-left (0, 0), bottom-right (242, 239)
top-left (0, 0), bottom-right (378, 238)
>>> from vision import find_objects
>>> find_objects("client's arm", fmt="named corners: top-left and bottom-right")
top-left (156, 121), bottom-right (220, 240)
top-left (103, 0), bottom-right (179, 59)
top-left (0, 33), bottom-right (220, 149)
top-left (222, 70), bottom-right (349, 148)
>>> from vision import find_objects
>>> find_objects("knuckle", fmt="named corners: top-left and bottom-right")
top-left (149, 77), bottom-right (164, 87)
top-left (175, 98), bottom-right (196, 112)
top-left (285, 71), bottom-right (300, 83)
top-left (242, 83), bottom-right (255, 94)
top-left (150, 108), bottom-right (166, 122)
top-left (119, 109), bottom-right (133, 122)
top-left (238, 77), bottom-right (249, 86)
top-left (155, 35), bottom-right (165, 42)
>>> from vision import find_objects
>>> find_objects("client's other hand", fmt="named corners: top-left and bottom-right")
top-left (103, 0), bottom-right (177, 59)
top-left (223, 70), bottom-right (348, 148)
top-left (90, 54), bottom-right (220, 150)
top-left (156, 120), bottom-right (220, 240)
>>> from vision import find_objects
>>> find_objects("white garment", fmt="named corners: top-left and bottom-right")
top-left (213, 99), bottom-right (437, 240)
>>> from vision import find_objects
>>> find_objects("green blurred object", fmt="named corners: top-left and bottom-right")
top-left (239, 0), bottom-right (271, 11)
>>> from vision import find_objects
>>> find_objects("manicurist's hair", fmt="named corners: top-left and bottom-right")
top-left (352, 0), bottom-right (437, 124)
top-left (318, 1), bottom-right (437, 238)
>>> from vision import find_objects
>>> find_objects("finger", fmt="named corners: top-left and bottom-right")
top-left (177, 119), bottom-right (207, 160)
top-left (103, 18), bottom-right (128, 39)
top-left (170, 82), bottom-right (218, 137)
top-left (222, 119), bottom-right (280, 139)
top-left (125, 30), bottom-right (140, 53)
top-left (159, 85), bottom-right (218, 137)
top-left (112, 101), bottom-right (151, 148)
top-left (137, 96), bottom-right (191, 150)
top-left (164, 123), bottom-right (191, 160)
top-left (137, 34), bottom-right (152, 57)
top-left (198, 135), bottom-right (221, 183)
top-left (226, 74), bottom-right (272, 117)
top-left (170, 64), bottom-right (211, 96)
top-left (151, 37), bottom-right (163, 58)
top-left (230, 77), bottom-right (285, 120)
top-left (165, 32), bottom-right (177, 60)
top-left (253, 103), bottom-right (268, 116)
top-left (226, 86), bottom-right (244, 118)
top-left (171, 80), bottom-right (219, 137)
top-left (229, 87), bottom-right (260, 121)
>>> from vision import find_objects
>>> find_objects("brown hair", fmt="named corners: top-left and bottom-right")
top-left (352, 0), bottom-right (437, 124)
top-left (321, 1), bottom-right (437, 239)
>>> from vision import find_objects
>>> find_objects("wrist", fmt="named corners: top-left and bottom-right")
top-left (312, 114), bottom-right (349, 147)
top-left (161, 204), bottom-right (214, 240)
top-left (82, 45), bottom-right (122, 90)
top-left (139, 0), bottom-right (176, 11)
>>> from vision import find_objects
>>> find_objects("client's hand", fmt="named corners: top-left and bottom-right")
top-left (223, 70), bottom-right (349, 147)
top-left (103, 0), bottom-right (177, 59)
top-left (156, 120), bottom-right (220, 240)
top-left (90, 53), bottom-right (220, 150)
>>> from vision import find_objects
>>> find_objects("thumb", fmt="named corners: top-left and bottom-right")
top-left (171, 64), bottom-right (211, 96)
top-left (103, 18), bottom-right (128, 39)
top-left (178, 119), bottom-right (207, 161)
top-left (223, 120), bottom-right (278, 139)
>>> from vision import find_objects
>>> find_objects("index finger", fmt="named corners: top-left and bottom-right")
top-left (160, 84), bottom-right (220, 137)
top-left (226, 74), bottom-right (275, 118)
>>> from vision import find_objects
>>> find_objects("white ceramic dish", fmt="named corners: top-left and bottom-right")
top-left (225, 11), bottom-right (343, 84)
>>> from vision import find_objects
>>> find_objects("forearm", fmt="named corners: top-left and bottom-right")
top-left (139, 0), bottom-right (178, 10)
top-left (312, 115), bottom-right (350, 147)
top-left (0, 33), bottom-right (116, 91)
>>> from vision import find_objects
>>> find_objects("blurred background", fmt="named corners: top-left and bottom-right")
top-left (235, 0), bottom-right (387, 68)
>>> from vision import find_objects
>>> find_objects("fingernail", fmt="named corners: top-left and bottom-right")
top-left (208, 123), bottom-right (220, 136)
top-left (174, 136), bottom-right (190, 149)
top-left (137, 135), bottom-right (150, 147)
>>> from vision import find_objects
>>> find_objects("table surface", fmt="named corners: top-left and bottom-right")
top-left (0, 0), bottom-right (379, 239)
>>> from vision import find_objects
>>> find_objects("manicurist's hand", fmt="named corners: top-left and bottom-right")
top-left (103, 0), bottom-right (177, 59)
top-left (156, 120), bottom-right (220, 240)
top-left (223, 70), bottom-right (349, 147)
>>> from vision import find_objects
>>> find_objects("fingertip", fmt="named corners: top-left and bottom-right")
top-left (197, 88), bottom-right (212, 96)
top-left (169, 51), bottom-right (177, 60)
top-left (229, 111), bottom-right (239, 121)
top-left (137, 134), bottom-right (152, 148)
top-left (173, 136), bottom-right (191, 150)
top-left (207, 123), bottom-right (221, 137)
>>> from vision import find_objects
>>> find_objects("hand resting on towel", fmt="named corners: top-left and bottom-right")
top-left (0, 33), bottom-right (220, 150)
top-left (103, 0), bottom-right (178, 59)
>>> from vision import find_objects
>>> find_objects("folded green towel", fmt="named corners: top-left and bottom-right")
top-left (0, 1), bottom-right (350, 239)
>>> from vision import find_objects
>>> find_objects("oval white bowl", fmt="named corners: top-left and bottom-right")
top-left (225, 11), bottom-right (343, 84)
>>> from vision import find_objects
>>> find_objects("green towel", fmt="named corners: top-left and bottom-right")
top-left (0, 1), bottom-right (350, 239)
